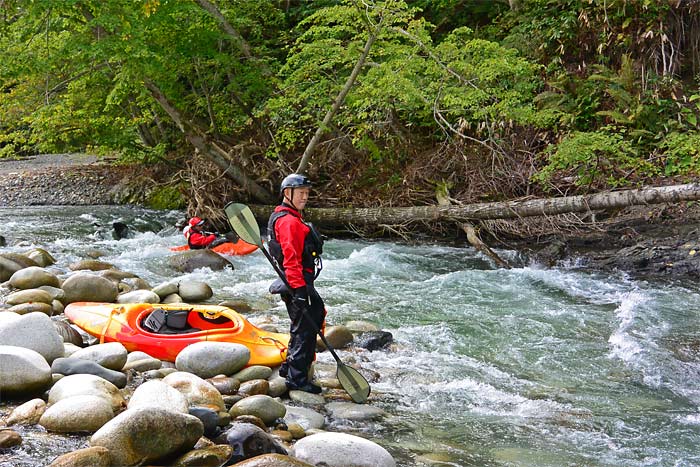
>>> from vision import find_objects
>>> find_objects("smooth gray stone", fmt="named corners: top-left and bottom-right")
top-left (51, 357), bottom-right (127, 388)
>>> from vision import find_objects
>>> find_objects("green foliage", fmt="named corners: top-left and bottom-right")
top-left (658, 132), bottom-right (700, 176)
top-left (147, 184), bottom-right (186, 210)
top-left (266, 1), bottom-right (548, 157)
top-left (534, 128), bottom-right (657, 189)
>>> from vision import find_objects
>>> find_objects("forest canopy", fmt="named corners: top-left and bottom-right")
top-left (1, 0), bottom-right (699, 210)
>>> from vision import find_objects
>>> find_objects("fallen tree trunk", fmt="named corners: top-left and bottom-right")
top-left (249, 183), bottom-right (700, 227)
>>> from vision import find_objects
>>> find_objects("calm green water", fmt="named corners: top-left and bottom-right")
top-left (1, 206), bottom-right (699, 467)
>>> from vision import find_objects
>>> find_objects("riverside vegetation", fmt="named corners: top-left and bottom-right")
top-left (1, 1), bottom-right (699, 230)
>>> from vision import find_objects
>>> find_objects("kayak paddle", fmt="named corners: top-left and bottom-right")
top-left (224, 202), bottom-right (371, 404)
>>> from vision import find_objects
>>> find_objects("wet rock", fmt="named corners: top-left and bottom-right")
top-left (171, 444), bottom-right (234, 467)
top-left (120, 276), bottom-right (151, 291)
top-left (25, 248), bottom-right (56, 267)
top-left (175, 341), bottom-right (250, 379)
top-left (48, 446), bottom-right (111, 467)
top-left (69, 260), bottom-right (115, 271)
top-left (90, 408), bottom-right (203, 467)
top-left (61, 273), bottom-right (119, 304)
top-left (163, 293), bottom-right (184, 303)
top-left (0, 252), bottom-right (39, 269)
top-left (291, 432), bottom-right (395, 467)
top-left (98, 269), bottom-right (137, 282)
top-left (229, 395), bottom-right (286, 426)
top-left (0, 428), bottom-right (22, 449)
top-left (116, 289), bottom-right (160, 303)
top-left (48, 373), bottom-right (126, 413)
top-left (177, 280), bottom-right (214, 302)
top-left (52, 319), bottom-right (84, 346)
top-left (0, 346), bottom-right (52, 395)
top-left (206, 376), bottom-right (240, 395)
top-left (282, 406), bottom-right (325, 431)
top-left (39, 394), bottom-right (115, 433)
top-left (232, 365), bottom-right (273, 382)
top-left (70, 342), bottom-right (128, 370)
top-left (40, 285), bottom-right (66, 302)
top-left (317, 325), bottom-right (353, 350)
top-left (51, 357), bottom-right (127, 388)
top-left (9, 266), bottom-right (60, 289)
top-left (0, 256), bottom-right (23, 282)
top-left (188, 407), bottom-right (221, 438)
top-left (267, 375), bottom-right (288, 398)
top-left (168, 250), bottom-right (232, 273)
top-left (232, 414), bottom-right (267, 431)
top-left (0, 312), bottom-right (64, 362)
top-left (162, 371), bottom-right (226, 411)
top-left (152, 281), bottom-right (179, 298)
top-left (122, 350), bottom-right (162, 372)
top-left (6, 302), bottom-right (53, 315)
top-left (229, 453), bottom-right (315, 467)
top-left (5, 398), bottom-right (47, 426)
top-left (353, 330), bottom-right (394, 351)
top-left (326, 401), bottom-right (386, 421)
top-left (213, 423), bottom-right (287, 464)
top-left (6, 288), bottom-right (53, 305)
top-left (288, 390), bottom-right (324, 407)
top-left (128, 379), bottom-right (189, 413)
top-left (239, 379), bottom-right (270, 396)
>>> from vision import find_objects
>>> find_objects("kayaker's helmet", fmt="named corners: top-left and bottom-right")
top-left (280, 173), bottom-right (312, 195)
top-left (188, 217), bottom-right (206, 228)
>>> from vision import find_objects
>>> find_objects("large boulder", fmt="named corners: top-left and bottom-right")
top-left (69, 342), bottom-right (128, 370)
top-left (291, 432), bottom-right (396, 467)
top-left (25, 248), bottom-right (56, 267)
top-left (6, 302), bottom-right (53, 315)
top-left (175, 342), bottom-right (250, 379)
top-left (162, 371), bottom-right (225, 411)
top-left (61, 273), bottom-right (119, 304)
top-left (90, 408), bottom-right (203, 466)
top-left (168, 250), bottom-right (232, 273)
top-left (0, 312), bottom-right (64, 362)
top-left (0, 345), bottom-right (52, 395)
top-left (0, 255), bottom-right (23, 282)
top-left (177, 280), bottom-right (214, 302)
top-left (0, 252), bottom-right (39, 269)
top-left (39, 395), bottom-right (114, 433)
top-left (6, 288), bottom-right (53, 305)
top-left (48, 446), bottom-right (111, 467)
top-left (127, 380), bottom-right (189, 413)
top-left (116, 289), bottom-right (160, 304)
top-left (5, 398), bottom-right (47, 426)
top-left (228, 395), bottom-right (286, 426)
top-left (9, 266), bottom-right (60, 290)
top-left (48, 374), bottom-right (126, 413)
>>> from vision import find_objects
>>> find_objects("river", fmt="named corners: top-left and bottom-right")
top-left (1, 205), bottom-right (699, 467)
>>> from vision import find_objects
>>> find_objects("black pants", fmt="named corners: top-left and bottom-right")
top-left (281, 283), bottom-right (325, 386)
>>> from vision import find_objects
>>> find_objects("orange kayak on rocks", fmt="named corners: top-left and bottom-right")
top-left (64, 302), bottom-right (289, 365)
top-left (170, 239), bottom-right (258, 256)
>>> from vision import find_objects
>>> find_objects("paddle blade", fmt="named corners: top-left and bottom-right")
top-left (224, 202), bottom-right (262, 248)
top-left (337, 364), bottom-right (371, 404)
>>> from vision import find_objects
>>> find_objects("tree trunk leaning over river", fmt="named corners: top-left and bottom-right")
top-left (248, 183), bottom-right (700, 228)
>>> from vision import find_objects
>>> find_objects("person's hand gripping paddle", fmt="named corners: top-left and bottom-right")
top-left (224, 202), bottom-right (371, 404)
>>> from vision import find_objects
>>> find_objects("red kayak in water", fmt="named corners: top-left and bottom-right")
top-left (170, 239), bottom-right (258, 256)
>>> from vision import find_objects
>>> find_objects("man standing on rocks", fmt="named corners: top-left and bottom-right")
top-left (267, 174), bottom-right (325, 394)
